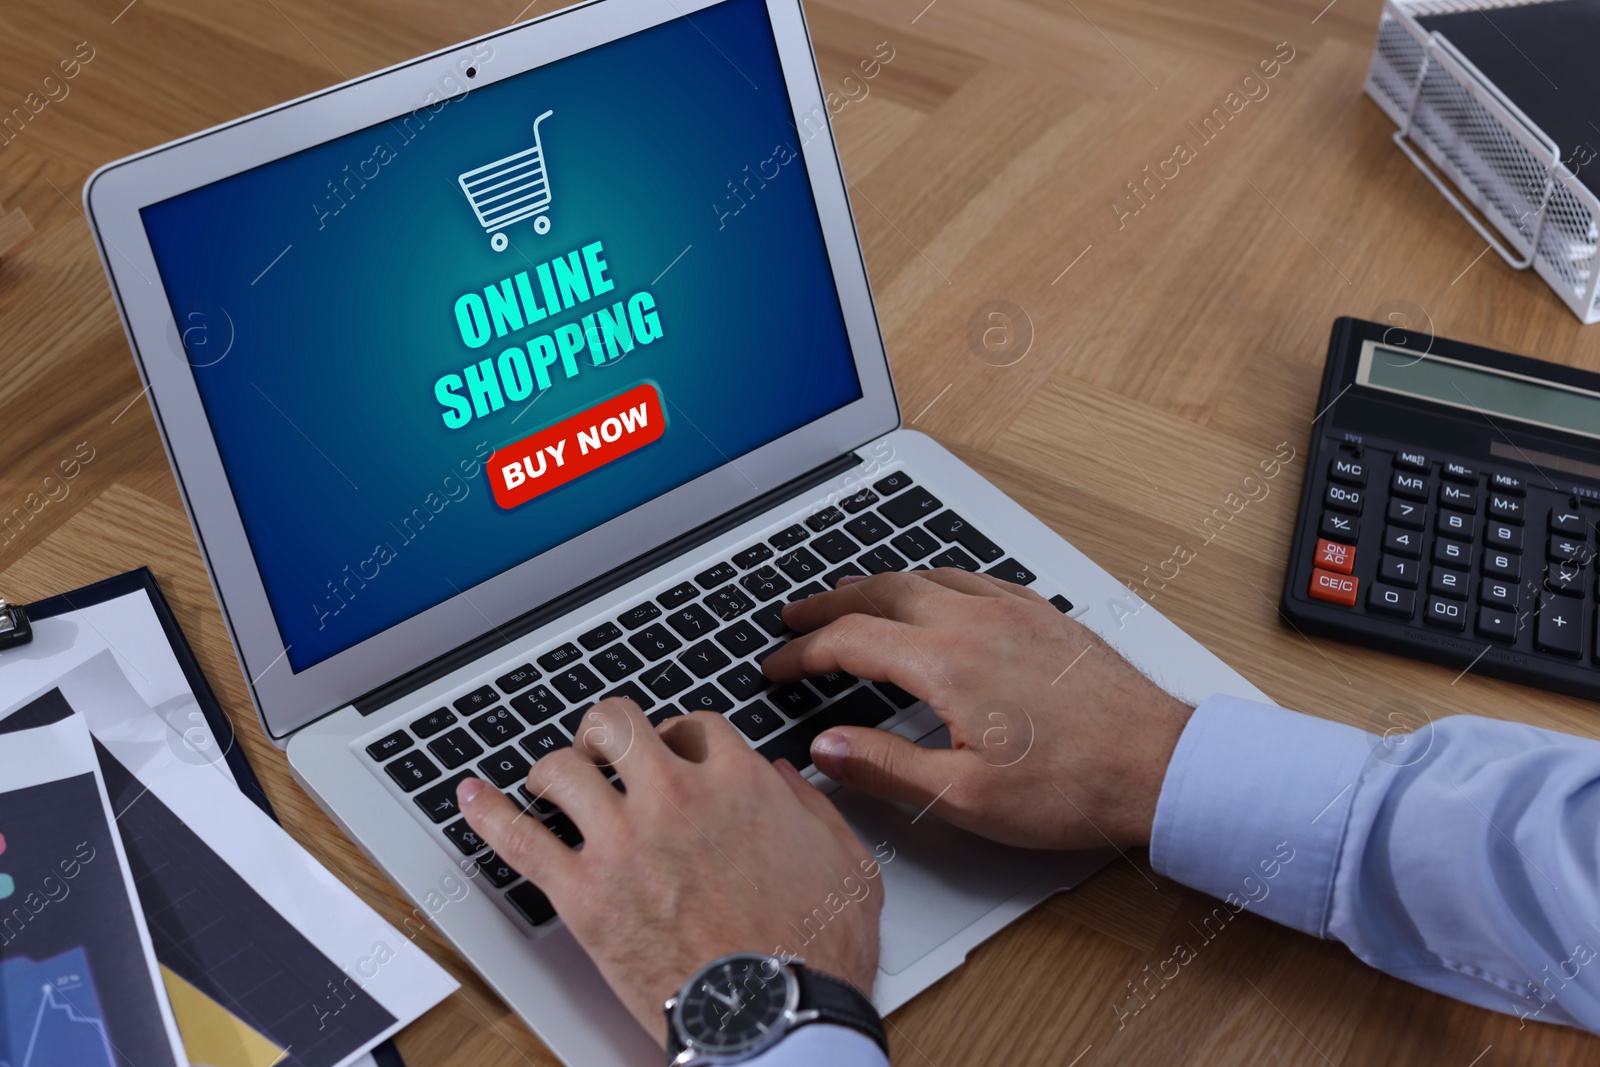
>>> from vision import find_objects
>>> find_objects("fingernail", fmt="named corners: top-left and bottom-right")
top-left (457, 778), bottom-right (486, 805)
top-left (811, 731), bottom-right (849, 775)
top-left (837, 575), bottom-right (868, 586)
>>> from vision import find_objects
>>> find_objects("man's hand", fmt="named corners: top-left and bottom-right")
top-left (456, 700), bottom-right (882, 1044)
top-left (763, 570), bottom-right (1194, 850)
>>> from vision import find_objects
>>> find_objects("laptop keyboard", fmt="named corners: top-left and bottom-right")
top-left (358, 469), bottom-right (1073, 929)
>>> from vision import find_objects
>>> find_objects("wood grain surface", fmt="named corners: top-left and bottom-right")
top-left (3, 0), bottom-right (1599, 1064)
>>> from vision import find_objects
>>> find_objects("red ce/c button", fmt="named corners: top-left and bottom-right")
top-left (1309, 568), bottom-right (1358, 607)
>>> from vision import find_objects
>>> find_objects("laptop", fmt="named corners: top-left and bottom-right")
top-left (83, 0), bottom-right (1268, 1062)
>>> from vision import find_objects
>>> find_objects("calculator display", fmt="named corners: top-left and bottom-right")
top-left (1358, 341), bottom-right (1600, 443)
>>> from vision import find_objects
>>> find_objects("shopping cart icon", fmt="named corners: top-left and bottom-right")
top-left (458, 109), bottom-right (555, 252)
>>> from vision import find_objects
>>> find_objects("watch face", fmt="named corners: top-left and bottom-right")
top-left (675, 954), bottom-right (792, 1056)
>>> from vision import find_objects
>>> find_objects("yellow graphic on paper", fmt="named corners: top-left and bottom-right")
top-left (160, 965), bottom-right (288, 1067)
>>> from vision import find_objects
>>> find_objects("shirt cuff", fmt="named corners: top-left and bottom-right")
top-left (1149, 694), bottom-right (1375, 937)
top-left (744, 1024), bottom-right (889, 1067)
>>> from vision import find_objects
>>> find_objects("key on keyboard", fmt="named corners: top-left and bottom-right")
top-left (682, 640), bottom-right (732, 678)
top-left (578, 621), bottom-right (622, 650)
top-left (925, 511), bottom-right (1004, 563)
top-left (592, 644), bottom-right (644, 681)
top-left (454, 685), bottom-right (499, 716)
top-left (731, 701), bottom-right (784, 740)
top-left (642, 661), bottom-right (693, 698)
top-left (705, 586), bottom-right (755, 621)
top-left (843, 513), bottom-right (892, 546)
top-left (428, 729), bottom-right (483, 769)
top-left (495, 663), bottom-right (540, 693)
top-left (840, 489), bottom-right (878, 513)
top-left (757, 688), bottom-right (894, 768)
top-left (478, 747), bottom-right (531, 787)
top-left (510, 684), bottom-right (563, 724)
top-left (537, 643), bottom-right (584, 672)
top-left (859, 546), bottom-right (907, 574)
top-left (367, 730), bottom-right (412, 761)
top-left (412, 708), bottom-right (457, 738)
top-left (470, 707), bottom-right (524, 747)
top-left (666, 604), bottom-right (717, 639)
top-left (715, 620), bottom-right (768, 657)
top-left (880, 487), bottom-right (942, 527)
top-left (681, 685), bottom-right (733, 713)
top-left (385, 751), bottom-right (440, 791)
top-left (520, 724), bottom-right (570, 760)
top-left (658, 581), bottom-right (699, 608)
top-left (414, 771), bottom-right (473, 822)
top-left (769, 524), bottom-right (809, 550)
top-left (617, 602), bottom-right (661, 630)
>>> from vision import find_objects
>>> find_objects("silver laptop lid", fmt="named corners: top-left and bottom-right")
top-left (84, 0), bottom-right (898, 738)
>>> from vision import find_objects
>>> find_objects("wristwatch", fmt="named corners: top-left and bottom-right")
top-left (663, 953), bottom-right (887, 1065)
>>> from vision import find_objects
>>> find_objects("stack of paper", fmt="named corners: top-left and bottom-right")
top-left (0, 689), bottom-right (186, 1067)
top-left (0, 585), bottom-right (458, 1067)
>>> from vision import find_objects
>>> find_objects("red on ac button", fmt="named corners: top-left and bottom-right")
top-left (1314, 538), bottom-right (1355, 575)
top-left (1309, 568), bottom-right (1358, 607)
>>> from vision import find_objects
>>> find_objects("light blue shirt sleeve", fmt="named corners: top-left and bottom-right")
top-left (741, 1023), bottom-right (887, 1066)
top-left (1152, 694), bottom-right (1600, 1031)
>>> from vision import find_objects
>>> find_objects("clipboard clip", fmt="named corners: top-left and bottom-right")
top-left (0, 597), bottom-right (33, 649)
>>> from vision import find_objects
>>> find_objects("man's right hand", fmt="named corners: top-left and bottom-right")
top-left (761, 570), bottom-right (1194, 850)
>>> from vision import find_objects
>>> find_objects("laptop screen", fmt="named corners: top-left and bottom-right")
top-left (138, 0), bottom-right (862, 674)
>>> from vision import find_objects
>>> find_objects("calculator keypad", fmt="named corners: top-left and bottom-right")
top-left (1295, 440), bottom-right (1600, 692)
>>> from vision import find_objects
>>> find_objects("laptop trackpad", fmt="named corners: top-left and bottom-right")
top-left (830, 724), bottom-right (1081, 976)
top-left (836, 791), bottom-right (1063, 974)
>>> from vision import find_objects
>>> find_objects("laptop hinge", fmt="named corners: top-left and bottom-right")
top-left (352, 450), bottom-right (864, 715)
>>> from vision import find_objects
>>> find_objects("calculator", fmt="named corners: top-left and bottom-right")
top-left (1282, 317), bottom-right (1600, 700)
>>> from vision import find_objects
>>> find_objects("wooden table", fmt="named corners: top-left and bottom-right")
top-left (4, 0), bottom-right (1598, 1063)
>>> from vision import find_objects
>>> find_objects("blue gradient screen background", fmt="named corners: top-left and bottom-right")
top-left (140, 0), bottom-right (862, 672)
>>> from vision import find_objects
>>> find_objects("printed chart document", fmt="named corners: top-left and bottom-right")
top-left (0, 688), bottom-right (189, 1067)
top-left (1, 588), bottom-right (458, 1067)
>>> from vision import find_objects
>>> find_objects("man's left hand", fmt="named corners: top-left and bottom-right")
top-left (457, 699), bottom-right (884, 1044)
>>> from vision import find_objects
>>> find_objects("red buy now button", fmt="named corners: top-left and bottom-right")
top-left (489, 383), bottom-right (665, 510)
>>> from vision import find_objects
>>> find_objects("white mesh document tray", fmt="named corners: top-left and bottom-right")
top-left (1366, 0), bottom-right (1600, 323)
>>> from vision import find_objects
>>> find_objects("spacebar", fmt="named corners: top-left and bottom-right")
top-left (757, 687), bottom-right (895, 769)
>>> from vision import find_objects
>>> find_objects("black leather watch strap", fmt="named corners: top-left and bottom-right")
top-left (794, 966), bottom-right (889, 1056)
top-left (665, 1012), bottom-right (685, 1061)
